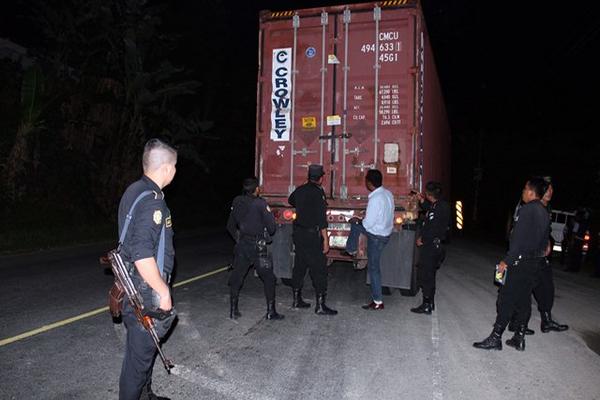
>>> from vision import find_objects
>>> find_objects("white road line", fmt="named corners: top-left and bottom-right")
top-left (431, 309), bottom-right (443, 400)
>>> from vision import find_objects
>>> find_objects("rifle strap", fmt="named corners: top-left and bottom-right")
top-left (118, 189), bottom-right (166, 275)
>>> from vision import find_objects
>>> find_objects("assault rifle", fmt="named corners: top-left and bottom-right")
top-left (108, 249), bottom-right (175, 373)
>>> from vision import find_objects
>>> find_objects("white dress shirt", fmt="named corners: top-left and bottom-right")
top-left (362, 186), bottom-right (395, 237)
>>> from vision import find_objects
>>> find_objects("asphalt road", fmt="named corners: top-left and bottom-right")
top-left (1, 231), bottom-right (599, 400)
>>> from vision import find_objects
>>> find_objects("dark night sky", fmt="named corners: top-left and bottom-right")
top-left (2, 0), bottom-right (599, 235)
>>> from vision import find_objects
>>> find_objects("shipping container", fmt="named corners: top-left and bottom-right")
top-left (256, 0), bottom-right (450, 293)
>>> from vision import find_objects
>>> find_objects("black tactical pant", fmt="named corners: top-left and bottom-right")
top-left (119, 272), bottom-right (175, 400)
top-left (229, 237), bottom-right (276, 302)
top-left (292, 227), bottom-right (327, 294)
top-left (495, 258), bottom-right (544, 331)
top-left (532, 261), bottom-right (554, 314)
top-left (511, 259), bottom-right (554, 324)
top-left (417, 243), bottom-right (444, 299)
top-left (119, 303), bottom-right (157, 400)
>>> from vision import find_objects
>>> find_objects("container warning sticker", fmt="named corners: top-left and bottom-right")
top-left (302, 116), bottom-right (317, 129)
top-left (326, 115), bottom-right (341, 126)
top-left (386, 166), bottom-right (398, 174)
top-left (271, 48), bottom-right (292, 141)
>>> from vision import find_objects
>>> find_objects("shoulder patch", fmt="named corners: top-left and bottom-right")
top-left (266, 205), bottom-right (271, 212)
top-left (153, 210), bottom-right (163, 225)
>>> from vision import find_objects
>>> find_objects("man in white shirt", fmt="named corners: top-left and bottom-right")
top-left (345, 169), bottom-right (395, 310)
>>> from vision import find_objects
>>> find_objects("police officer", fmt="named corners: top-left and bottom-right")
top-left (118, 139), bottom-right (177, 400)
top-left (508, 178), bottom-right (568, 335)
top-left (411, 181), bottom-right (450, 315)
top-left (288, 165), bottom-right (337, 315)
top-left (226, 177), bottom-right (284, 321)
top-left (474, 177), bottom-right (550, 351)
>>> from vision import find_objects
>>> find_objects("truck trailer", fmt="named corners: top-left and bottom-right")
top-left (256, 0), bottom-right (450, 293)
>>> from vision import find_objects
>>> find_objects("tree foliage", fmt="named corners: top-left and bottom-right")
top-left (2, 0), bottom-right (209, 216)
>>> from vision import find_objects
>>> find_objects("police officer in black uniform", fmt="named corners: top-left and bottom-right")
top-left (118, 139), bottom-right (177, 400)
top-left (226, 177), bottom-right (284, 321)
top-left (288, 165), bottom-right (337, 315)
top-left (508, 178), bottom-right (568, 335)
top-left (411, 181), bottom-right (450, 315)
top-left (474, 177), bottom-right (551, 351)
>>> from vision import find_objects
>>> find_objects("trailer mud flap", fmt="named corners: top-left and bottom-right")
top-left (270, 223), bottom-right (294, 279)
top-left (367, 229), bottom-right (416, 290)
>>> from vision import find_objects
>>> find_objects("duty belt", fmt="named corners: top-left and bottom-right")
top-left (240, 233), bottom-right (263, 240)
top-left (518, 250), bottom-right (546, 259)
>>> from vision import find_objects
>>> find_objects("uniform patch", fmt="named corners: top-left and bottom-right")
top-left (165, 215), bottom-right (172, 228)
top-left (266, 205), bottom-right (271, 212)
top-left (153, 210), bottom-right (162, 225)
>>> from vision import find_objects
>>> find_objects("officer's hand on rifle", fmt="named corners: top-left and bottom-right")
top-left (416, 237), bottom-right (424, 247)
top-left (159, 290), bottom-right (172, 311)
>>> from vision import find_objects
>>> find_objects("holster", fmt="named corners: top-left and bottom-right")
top-left (108, 280), bottom-right (125, 318)
top-left (256, 239), bottom-right (272, 270)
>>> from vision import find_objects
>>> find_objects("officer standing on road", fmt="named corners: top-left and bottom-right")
top-left (288, 165), bottom-right (337, 315)
top-left (118, 139), bottom-right (177, 400)
top-left (226, 177), bottom-right (284, 321)
top-left (474, 177), bottom-right (550, 351)
top-left (508, 178), bottom-right (568, 335)
top-left (411, 181), bottom-right (450, 315)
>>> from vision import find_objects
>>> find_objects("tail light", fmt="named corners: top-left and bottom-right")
top-left (283, 210), bottom-right (296, 221)
top-left (395, 216), bottom-right (403, 225)
top-left (583, 230), bottom-right (590, 252)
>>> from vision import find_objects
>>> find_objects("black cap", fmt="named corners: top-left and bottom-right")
top-left (308, 164), bottom-right (325, 179)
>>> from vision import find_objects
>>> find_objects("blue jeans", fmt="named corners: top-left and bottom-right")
top-left (346, 222), bottom-right (390, 302)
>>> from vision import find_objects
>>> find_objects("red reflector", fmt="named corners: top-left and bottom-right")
top-left (283, 210), bottom-right (294, 220)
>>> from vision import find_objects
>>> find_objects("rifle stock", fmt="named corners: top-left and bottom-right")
top-left (108, 250), bottom-right (174, 373)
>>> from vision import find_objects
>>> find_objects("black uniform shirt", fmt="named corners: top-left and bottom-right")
top-left (288, 182), bottom-right (327, 230)
top-left (118, 175), bottom-right (175, 275)
top-left (505, 199), bottom-right (550, 266)
top-left (226, 195), bottom-right (276, 239)
top-left (420, 199), bottom-right (450, 244)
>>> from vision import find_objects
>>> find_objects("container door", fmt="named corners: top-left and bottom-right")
top-left (333, 7), bottom-right (416, 200)
top-left (258, 13), bottom-right (336, 196)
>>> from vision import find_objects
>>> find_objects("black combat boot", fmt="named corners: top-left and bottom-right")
top-left (229, 294), bottom-right (241, 320)
top-left (292, 288), bottom-right (311, 308)
top-left (505, 325), bottom-right (526, 351)
top-left (141, 383), bottom-right (171, 400)
top-left (266, 301), bottom-right (285, 320)
top-left (508, 322), bottom-right (535, 335)
top-left (410, 296), bottom-right (434, 314)
top-left (540, 311), bottom-right (569, 333)
top-left (315, 293), bottom-right (338, 315)
top-left (473, 325), bottom-right (503, 350)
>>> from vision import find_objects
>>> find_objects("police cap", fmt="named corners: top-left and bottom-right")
top-left (308, 164), bottom-right (325, 180)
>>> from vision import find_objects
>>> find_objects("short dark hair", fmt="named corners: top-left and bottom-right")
top-left (142, 138), bottom-right (177, 172)
top-left (242, 177), bottom-right (259, 195)
top-left (425, 181), bottom-right (442, 200)
top-left (366, 169), bottom-right (383, 188)
top-left (526, 177), bottom-right (548, 199)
